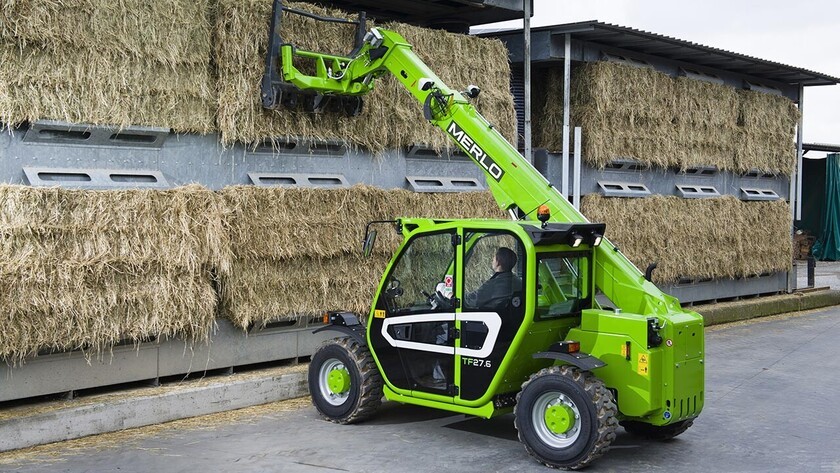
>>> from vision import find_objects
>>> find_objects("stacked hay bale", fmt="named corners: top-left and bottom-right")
top-left (214, 0), bottom-right (517, 152)
top-left (0, 185), bottom-right (229, 363)
top-left (0, 0), bottom-right (216, 132)
top-left (220, 186), bottom-right (505, 328)
top-left (533, 61), bottom-right (798, 285)
top-left (582, 195), bottom-right (792, 284)
top-left (534, 62), bottom-right (799, 175)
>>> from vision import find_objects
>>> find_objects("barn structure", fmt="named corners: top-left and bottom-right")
top-left (488, 20), bottom-right (839, 303)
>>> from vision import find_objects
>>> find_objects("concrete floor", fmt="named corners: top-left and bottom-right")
top-left (3, 308), bottom-right (840, 473)
top-left (796, 260), bottom-right (840, 290)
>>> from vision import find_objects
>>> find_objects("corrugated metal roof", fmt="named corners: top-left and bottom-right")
top-left (498, 20), bottom-right (840, 87)
top-left (318, 0), bottom-right (525, 30)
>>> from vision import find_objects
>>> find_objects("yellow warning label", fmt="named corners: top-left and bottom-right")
top-left (620, 344), bottom-right (628, 358)
top-left (637, 353), bottom-right (649, 376)
top-left (374, 309), bottom-right (386, 319)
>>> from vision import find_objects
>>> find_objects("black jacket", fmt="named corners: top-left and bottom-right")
top-left (466, 271), bottom-right (523, 310)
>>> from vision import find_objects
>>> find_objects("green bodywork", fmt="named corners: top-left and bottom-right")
top-left (277, 28), bottom-right (704, 426)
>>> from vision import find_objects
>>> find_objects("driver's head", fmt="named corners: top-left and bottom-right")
top-left (494, 247), bottom-right (517, 273)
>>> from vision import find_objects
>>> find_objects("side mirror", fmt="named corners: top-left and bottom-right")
top-left (362, 229), bottom-right (377, 258)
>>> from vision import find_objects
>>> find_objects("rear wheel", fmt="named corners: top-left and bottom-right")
top-left (515, 365), bottom-right (617, 470)
top-left (621, 419), bottom-right (694, 440)
top-left (308, 337), bottom-right (382, 424)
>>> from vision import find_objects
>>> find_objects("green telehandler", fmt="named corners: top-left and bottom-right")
top-left (261, 3), bottom-right (704, 469)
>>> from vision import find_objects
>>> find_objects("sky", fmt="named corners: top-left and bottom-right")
top-left (478, 0), bottom-right (839, 158)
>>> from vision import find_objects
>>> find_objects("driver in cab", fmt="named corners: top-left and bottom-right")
top-left (465, 247), bottom-right (522, 310)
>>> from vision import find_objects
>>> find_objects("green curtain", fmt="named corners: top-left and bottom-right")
top-left (813, 153), bottom-right (840, 261)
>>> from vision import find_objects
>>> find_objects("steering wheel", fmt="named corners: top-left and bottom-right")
top-left (422, 290), bottom-right (453, 311)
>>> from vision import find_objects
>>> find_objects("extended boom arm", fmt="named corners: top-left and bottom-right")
top-left (272, 26), bottom-right (682, 318)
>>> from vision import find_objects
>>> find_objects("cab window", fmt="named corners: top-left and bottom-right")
top-left (536, 252), bottom-right (591, 318)
top-left (383, 231), bottom-right (455, 315)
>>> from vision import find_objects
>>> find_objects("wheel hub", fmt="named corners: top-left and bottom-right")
top-left (531, 391), bottom-right (582, 448)
top-left (544, 403), bottom-right (576, 434)
top-left (327, 367), bottom-right (351, 395)
top-left (318, 358), bottom-right (352, 406)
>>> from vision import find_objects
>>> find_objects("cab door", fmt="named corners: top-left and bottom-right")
top-left (369, 230), bottom-right (459, 397)
top-left (456, 230), bottom-right (527, 402)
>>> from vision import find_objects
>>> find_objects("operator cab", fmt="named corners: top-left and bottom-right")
top-left (367, 219), bottom-right (606, 404)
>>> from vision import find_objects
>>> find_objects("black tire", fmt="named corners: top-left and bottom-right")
top-left (308, 337), bottom-right (383, 424)
top-left (514, 365), bottom-right (618, 470)
top-left (621, 419), bottom-right (694, 441)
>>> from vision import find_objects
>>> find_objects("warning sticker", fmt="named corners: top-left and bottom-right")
top-left (637, 353), bottom-right (649, 376)
top-left (620, 344), bottom-right (628, 358)
top-left (443, 274), bottom-right (454, 298)
top-left (374, 309), bottom-right (386, 319)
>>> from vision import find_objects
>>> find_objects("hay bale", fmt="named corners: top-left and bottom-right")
top-left (534, 62), bottom-right (799, 175)
top-left (0, 0), bottom-right (215, 132)
top-left (0, 185), bottom-right (228, 362)
top-left (0, 0), bottom-right (213, 65)
top-left (214, 0), bottom-right (516, 151)
top-left (581, 194), bottom-right (791, 284)
top-left (220, 185), bottom-right (505, 327)
top-left (736, 89), bottom-right (800, 174)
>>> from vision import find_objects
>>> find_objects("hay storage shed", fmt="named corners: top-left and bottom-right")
top-left (487, 20), bottom-right (840, 303)
top-left (0, 0), bottom-right (524, 402)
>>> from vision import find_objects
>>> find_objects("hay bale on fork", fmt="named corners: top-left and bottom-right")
top-left (214, 0), bottom-right (516, 152)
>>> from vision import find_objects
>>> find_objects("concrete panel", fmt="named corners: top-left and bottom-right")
top-left (0, 345), bottom-right (158, 402)
top-left (0, 369), bottom-right (308, 452)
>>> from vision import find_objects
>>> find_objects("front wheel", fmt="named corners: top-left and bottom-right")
top-left (514, 365), bottom-right (617, 470)
top-left (308, 337), bottom-right (383, 424)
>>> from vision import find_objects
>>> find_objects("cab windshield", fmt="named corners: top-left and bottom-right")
top-left (536, 252), bottom-right (591, 318)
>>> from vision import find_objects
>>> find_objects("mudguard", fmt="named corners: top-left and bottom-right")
top-left (313, 311), bottom-right (367, 346)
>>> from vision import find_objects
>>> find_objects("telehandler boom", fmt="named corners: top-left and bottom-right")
top-left (263, 4), bottom-right (704, 469)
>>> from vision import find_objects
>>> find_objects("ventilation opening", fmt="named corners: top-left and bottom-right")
top-left (261, 320), bottom-right (298, 330)
top-left (683, 167), bottom-right (718, 176)
top-left (38, 172), bottom-right (91, 182)
top-left (605, 162), bottom-right (644, 171)
top-left (38, 129), bottom-right (91, 141)
top-left (603, 184), bottom-right (623, 190)
top-left (254, 140), bottom-right (298, 153)
top-left (415, 179), bottom-right (444, 187)
top-left (259, 176), bottom-right (297, 185)
top-left (110, 173), bottom-right (158, 183)
top-left (451, 180), bottom-right (478, 188)
top-left (308, 177), bottom-right (343, 186)
top-left (310, 143), bottom-right (345, 153)
top-left (627, 185), bottom-right (647, 191)
top-left (109, 133), bottom-right (157, 144)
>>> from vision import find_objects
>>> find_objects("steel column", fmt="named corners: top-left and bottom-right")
top-left (562, 33), bottom-right (571, 198)
top-left (523, 0), bottom-right (532, 164)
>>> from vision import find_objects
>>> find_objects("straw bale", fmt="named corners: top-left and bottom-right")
top-left (581, 194), bottom-right (791, 284)
top-left (0, 0), bottom-right (215, 132)
top-left (736, 89), bottom-right (800, 175)
top-left (0, 0), bottom-right (213, 65)
top-left (220, 185), bottom-right (503, 260)
top-left (214, 0), bottom-right (516, 151)
top-left (0, 185), bottom-right (229, 362)
top-left (534, 62), bottom-right (799, 175)
top-left (222, 254), bottom-right (389, 327)
top-left (0, 271), bottom-right (216, 361)
top-left (220, 185), bottom-right (505, 327)
top-left (0, 44), bottom-right (216, 133)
